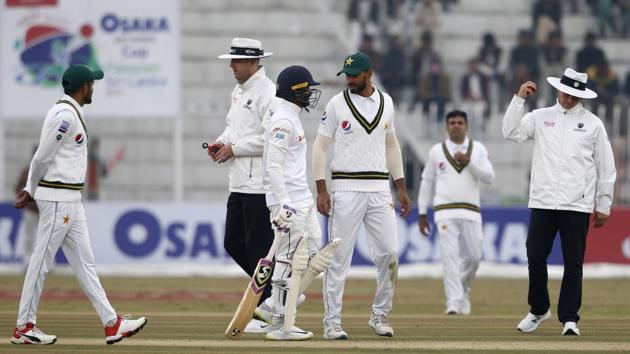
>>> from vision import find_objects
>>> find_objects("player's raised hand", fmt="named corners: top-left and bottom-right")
top-left (517, 81), bottom-right (537, 99)
top-left (14, 190), bottom-right (33, 209)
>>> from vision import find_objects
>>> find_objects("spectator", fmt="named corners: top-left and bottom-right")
top-left (540, 31), bottom-right (567, 105)
top-left (380, 36), bottom-right (407, 104)
top-left (509, 30), bottom-right (540, 108)
top-left (411, 30), bottom-right (442, 85)
top-left (460, 58), bottom-right (491, 134)
top-left (575, 32), bottom-right (606, 73)
top-left (417, 57), bottom-right (451, 120)
top-left (359, 34), bottom-right (382, 73)
top-left (620, 0), bottom-right (630, 37)
top-left (588, 0), bottom-right (617, 37)
top-left (347, 0), bottom-right (381, 54)
top-left (586, 59), bottom-right (620, 124)
top-left (413, 0), bottom-right (441, 36)
top-left (532, 0), bottom-right (562, 44)
top-left (478, 32), bottom-right (504, 110)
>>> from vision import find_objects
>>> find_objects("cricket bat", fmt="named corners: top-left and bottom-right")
top-left (283, 236), bottom-right (308, 334)
top-left (224, 236), bottom-right (281, 340)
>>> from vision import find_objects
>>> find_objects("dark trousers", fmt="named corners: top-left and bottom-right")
top-left (526, 209), bottom-right (590, 324)
top-left (224, 192), bottom-right (274, 304)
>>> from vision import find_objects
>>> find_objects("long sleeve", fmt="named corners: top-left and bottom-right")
top-left (417, 150), bottom-right (436, 215)
top-left (467, 143), bottom-right (495, 185)
top-left (264, 119), bottom-right (293, 206)
top-left (312, 134), bottom-right (332, 181)
top-left (593, 123), bottom-right (616, 215)
top-left (385, 133), bottom-right (404, 180)
top-left (502, 95), bottom-right (535, 143)
top-left (25, 112), bottom-right (76, 195)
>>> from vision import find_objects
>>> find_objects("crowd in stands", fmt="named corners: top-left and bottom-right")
top-left (345, 0), bottom-right (630, 136)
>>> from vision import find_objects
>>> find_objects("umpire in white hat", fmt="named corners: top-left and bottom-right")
top-left (502, 68), bottom-right (616, 336)
top-left (206, 38), bottom-right (276, 328)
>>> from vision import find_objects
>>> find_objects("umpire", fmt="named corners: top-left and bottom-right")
top-left (502, 68), bottom-right (616, 336)
top-left (208, 38), bottom-right (275, 321)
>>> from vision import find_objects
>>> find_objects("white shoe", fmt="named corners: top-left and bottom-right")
top-left (105, 315), bottom-right (147, 344)
top-left (266, 328), bottom-right (313, 341)
top-left (461, 293), bottom-right (471, 315)
top-left (368, 313), bottom-right (394, 337)
top-left (11, 323), bottom-right (56, 345)
top-left (323, 323), bottom-right (348, 340)
top-left (517, 310), bottom-right (551, 333)
top-left (562, 321), bottom-right (580, 336)
top-left (244, 319), bottom-right (271, 333)
top-left (445, 307), bottom-right (460, 315)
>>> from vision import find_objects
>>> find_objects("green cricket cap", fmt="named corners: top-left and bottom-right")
top-left (337, 52), bottom-right (372, 76)
top-left (61, 64), bottom-right (104, 91)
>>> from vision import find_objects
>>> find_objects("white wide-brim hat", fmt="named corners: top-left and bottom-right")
top-left (218, 38), bottom-right (273, 59)
top-left (546, 68), bottom-right (597, 99)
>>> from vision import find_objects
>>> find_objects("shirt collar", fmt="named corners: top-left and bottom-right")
top-left (61, 94), bottom-right (85, 116)
top-left (277, 98), bottom-right (302, 115)
top-left (446, 136), bottom-right (469, 149)
top-left (554, 99), bottom-right (582, 115)
top-left (239, 66), bottom-right (266, 90)
top-left (349, 86), bottom-right (378, 102)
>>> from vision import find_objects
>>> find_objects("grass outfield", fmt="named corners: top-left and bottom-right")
top-left (0, 275), bottom-right (628, 353)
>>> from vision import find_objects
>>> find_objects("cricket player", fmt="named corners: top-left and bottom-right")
top-left (417, 110), bottom-right (495, 315)
top-left (313, 52), bottom-right (412, 339)
top-left (263, 65), bottom-right (323, 341)
top-left (11, 65), bottom-right (146, 345)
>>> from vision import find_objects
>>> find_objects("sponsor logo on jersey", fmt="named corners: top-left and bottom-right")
top-left (574, 122), bottom-right (586, 132)
top-left (274, 133), bottom-right (285, 140)
top-left (75, 133), bottom-right (84, 144)
top-left (273, 127), bottom-right (290, 134)
top-left (242, 98), bottom-right (253, 111)
top-left (341, 120), bottom-right (354, 134)
top-left (58, 120), bottom-right (70, 133)
top-left (544, 121), bottom-right (555, 127)
top-left (297, 135), bottom-right (305, 142)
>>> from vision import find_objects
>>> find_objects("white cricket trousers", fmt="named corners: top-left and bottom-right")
top-left (268, 198), bottom-right (320, 314)
top-left (323, 191), bottom-right (399, 326)
top-left (16, 200), bottom-right (117, 327)
top-left (436, 218), bottom-right (483, 310)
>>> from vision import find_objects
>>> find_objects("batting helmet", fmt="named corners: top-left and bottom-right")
top-left (276, 65), bottom-right (321, 110)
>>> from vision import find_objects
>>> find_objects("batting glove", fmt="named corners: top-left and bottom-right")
top-left (272, 204), bottom-right (297, 232)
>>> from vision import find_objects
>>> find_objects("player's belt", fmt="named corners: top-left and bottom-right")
top-left (38, 180), bottom-right (85, 190)
top-left (433, 203), bottom-right (480, 213)
top-left (331, 171), bottom-right (389, 180)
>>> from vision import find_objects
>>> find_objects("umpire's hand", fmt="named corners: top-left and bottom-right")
top-left (592, 211), bottom-right (609, 228)
top-left (517, 81), bottom-right (537, 99)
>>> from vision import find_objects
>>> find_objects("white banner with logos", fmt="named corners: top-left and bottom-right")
top-left (2, 202), bottom-right (630, 277)
top-left (0, 0), bottom-right (180, 119)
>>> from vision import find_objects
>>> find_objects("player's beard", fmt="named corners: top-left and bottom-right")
top-left (348, 77), bottom-right (366, 94)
